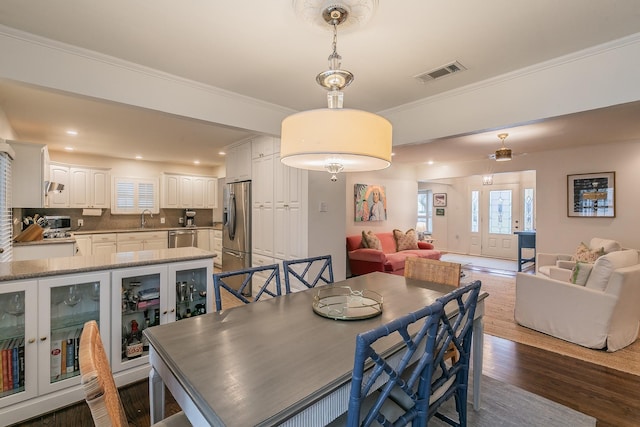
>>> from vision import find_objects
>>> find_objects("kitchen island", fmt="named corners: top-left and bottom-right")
top-left (0, 247), bottom-right (215, 426)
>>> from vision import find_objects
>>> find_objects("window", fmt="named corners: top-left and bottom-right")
top-left (112, 177), bottom-right (159, 214)
top-left (524, 188), bottom-right (534, 231)
top-left (417, 190), bottom-right (433, 234)
top-left (470, 190), bottom-right (479, 233)
top-left (488, 190), bottom-right (512, 234)
top-left (0, 148), bottom-right (12, 261)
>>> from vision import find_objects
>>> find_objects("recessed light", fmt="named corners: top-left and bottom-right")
top-left (391, 152), bottom-right (396, 156)
top-left (427, 161), bottom-right (434, 165)
top-left (193, 160), bottom-right (200, 165)
top-left (135, 155), bottom-right (143, 160)
top-left (218, 151), bottom-right (226, 156)
top-left (64, 147), bottom-right (74, 151)
top-left (66, 130), bottom-right (78, 136)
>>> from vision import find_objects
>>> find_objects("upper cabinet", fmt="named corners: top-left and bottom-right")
top-left (161, 173), bottom-right (217, 209)
top-left (8, 141), bottom-right (50, 208)
top-left (225, 140), bottom-right (251, 183)
top-left (48, 163), bottom-right (110, 209)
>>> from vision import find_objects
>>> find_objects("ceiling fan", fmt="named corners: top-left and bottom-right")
top-left (487, 133), bottom-right (526, 161)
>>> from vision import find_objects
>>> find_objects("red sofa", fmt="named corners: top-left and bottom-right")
top-left (346, 231), bottom-right (441, 276)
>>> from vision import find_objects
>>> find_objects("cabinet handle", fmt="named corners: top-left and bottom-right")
top-left (28, 338), bottom-right (36, 344)
top-left (163, 310), bottom-right (168, 314)
top-left (170, 309), bottom-right (175, 313)
top-left (40, 337), bottom-right (47, 341)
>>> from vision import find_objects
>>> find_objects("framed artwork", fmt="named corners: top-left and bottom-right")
top-left (567, 172), bottom-right (615, 218)
top-left (354, 184), bottom-right (387, 222)
top-left (433, 193), bottom-right (447, 207)
top-left (436, 208), bottom-right (445, 216)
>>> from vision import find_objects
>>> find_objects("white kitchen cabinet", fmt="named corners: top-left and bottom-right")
top-left (162, 173), bottom-right (217, 209)
top-left (196, 229), bottom-right (211, 251)
top-left (213, 230), bottom-right (222, 267)
top-left (251, 149), bottom-right (274, 258)
top-left (110, 259), bottom-right (212, 375)
top-left (13, 241), bottom-right (76, 261)
top-left (91, 233), bottom-right (117, 256)
top-left (0, 273), bottom-right (110, 424)
top-left (251, 136), bottom-right (275, 159)
top-left (9, 141), bottom-right (50, 208)
top-left (225, 140), bottom-right (251, 183)
top-left (73, 235), bottom-right (92, 256)
top-left (116, 231), bottom-right (168, 252)
top-left (48, 163), bottom-right (70, 208)
top-left (273, 153), bottom-right (307, 261)
top-left (69, 167), bottom-right (110, 208)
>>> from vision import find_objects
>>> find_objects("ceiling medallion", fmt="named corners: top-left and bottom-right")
top-left (292, 0), bottom-right (379, 31)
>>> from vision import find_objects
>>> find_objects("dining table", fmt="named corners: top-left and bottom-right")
top-left (144, 271), bottom-right (488, 426)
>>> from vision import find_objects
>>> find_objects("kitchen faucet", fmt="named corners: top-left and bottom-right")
top-left (140, 209), bottom-right (153, 228)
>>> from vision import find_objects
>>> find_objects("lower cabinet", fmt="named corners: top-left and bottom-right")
top-left (13, 242), bottom-right (76, 261)
top-left (0, 256), bottom-right (213, 424)
top-left (92, 233), bottom-right (117, 256)
top-left (213, 230), bottom-right (222, 267)
top-left (0, 272), bottom-right (111, 426)
top-left (116, 231), bottom-right (168, 252)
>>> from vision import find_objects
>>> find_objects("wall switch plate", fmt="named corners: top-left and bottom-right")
top-left (178, 217), bottom-right (184, 224)
top-left (319, 201), bottom-right (328, 212)
top-left (160, 217), bottom-right (165, 224)
top-left (78, 219), bottom-right (84, 227)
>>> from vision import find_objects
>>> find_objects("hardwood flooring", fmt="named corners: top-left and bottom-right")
top-left (11, 269), bottom-right (640, 426)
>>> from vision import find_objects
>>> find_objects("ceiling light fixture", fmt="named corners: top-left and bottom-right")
top-left (494, 133), bottom-right (512, 162)
top-left (66, 130), bottom-right (78, 136)
top-left (280, 3), bottom-right (392, 180)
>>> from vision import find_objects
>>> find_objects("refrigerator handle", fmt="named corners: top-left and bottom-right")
top-left (223, 249), bottom-right (243, 259)
top-left (228, 192), bottom-right (237, 241)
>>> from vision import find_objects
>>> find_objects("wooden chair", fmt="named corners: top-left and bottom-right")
top-left (405, 257), bottom-right (462, 362)
top-left (213, 264), bottom-right (282, 310)
top-left (283, 255), bottom-right (334, 293)
top-left (79, 320), bottom-right (190, 426)
top-left (340, 300), bottom-right (444, 426)
top-left (404, 257), bottom-right (461, 287)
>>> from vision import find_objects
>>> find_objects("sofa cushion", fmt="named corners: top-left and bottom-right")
top-left (570, 262), bottom-right (594, 286)
top-left (393, 229), bottom-right (419, 251)
top-left (573, 242), bottom-right (604, 263)
top-left (585, 250), bottom-right (639, 291)
top-left (361, 230), bottom-right (382, 251)
top-left (590, 238), bottom-right (622, 254)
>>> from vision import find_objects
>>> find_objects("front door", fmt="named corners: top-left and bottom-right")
top-left (480, 184), bottom-right (520, 259)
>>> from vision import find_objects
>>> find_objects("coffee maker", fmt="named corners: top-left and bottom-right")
top-left (184, 209), bottom-right (196, 227)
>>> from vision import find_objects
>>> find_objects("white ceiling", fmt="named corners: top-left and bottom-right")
top-left (0, 1), bottom-right (639, 167)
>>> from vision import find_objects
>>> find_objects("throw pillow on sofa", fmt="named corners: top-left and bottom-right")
top-left (572, 242), bottom-right (604, 263)
top-left (393, 229), bottom-right (419, 251)
top-left (570, 262), bottom-right (594, 286)
top-left (361, 230), bottom-right (382, 251)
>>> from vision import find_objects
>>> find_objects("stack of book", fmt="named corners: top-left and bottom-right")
top-left (50, 328), bottom-right (83, 383)
top-left (0, 338), bottom-right (25, 393)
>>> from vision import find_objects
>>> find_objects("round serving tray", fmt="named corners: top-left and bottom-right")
top-left (312, 286), bottom-right (383, 320)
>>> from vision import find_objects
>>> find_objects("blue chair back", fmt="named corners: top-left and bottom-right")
top-left (346, 300), bottom-right (444, 427)
top-left (213, 264), bottom-right (281, 311)
top-left (429, 280), bottom-right (482, 426)
top-left (283, 255), bottom-right (334, 293)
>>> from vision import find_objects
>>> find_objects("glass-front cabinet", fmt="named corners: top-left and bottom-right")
top-left (37, 272), bottom-right (111, 395)
top-left (168, 259), bottom-right (214, 320)
top-left (0, 280), bottom-right (37, 409)
top-left (111, 265), bottom-right (166, 374)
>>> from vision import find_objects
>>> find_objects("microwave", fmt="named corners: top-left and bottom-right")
top-left (44, 215), bottom-right (71, 231)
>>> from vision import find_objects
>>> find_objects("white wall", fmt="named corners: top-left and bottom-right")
top-left (0, 107), bottom-right (17, 141)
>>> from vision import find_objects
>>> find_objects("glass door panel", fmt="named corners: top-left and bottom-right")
top-left (168, 260), bottom-right (214, 318)
top-left (38, 272), bottom-right (110, 395)
top-left (0, 280), bottom-right (37, 408)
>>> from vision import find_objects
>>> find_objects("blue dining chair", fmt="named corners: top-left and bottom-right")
top-left (429, 280), bottom-right (482, 426)
top-left (283, 255), bottom-right (334, 293)
top-left (213, 264), bottom-right (282, 311)
top-left (342, 300), bottom-right (444, 427)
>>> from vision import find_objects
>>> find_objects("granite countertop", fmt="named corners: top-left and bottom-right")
top-left (14, 237), bottom-right (77, 247)
top-left (72, 223), bottom-right (223, 235)
top-left (0, 247), bottom-right (215, 282)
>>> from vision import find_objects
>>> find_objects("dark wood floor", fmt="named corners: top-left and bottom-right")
top-left (12, 266), bottom-right (640, 426)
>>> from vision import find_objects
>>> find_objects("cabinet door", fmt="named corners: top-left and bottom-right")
top-left (74, 235), bottom-right (92, 256)
top-left (69, 167), bottom-right (90, 208)
top-left (213, 230), bottom-right (222, 267)
top-left (168, 259), bottom-right (213, 320)
top-left (196, 229), bottom-right (210, 251)
top-left (111, 265), bottom-right (167, 373)
top-left (0, 280), bottom-right (38, 408)
top-left (179, 176), bottom-right (193, 207)
top-left (273, 155), bottom-right (307, 260)
top-left (162, 174), bottom-right (180, 208)
top-left (93, 241), bottom-right (117, 256)
top-left (90, 169), bottom-right (110, 208)
top-left (48, 164), bottom-right (70, 208)
top-left (191, 177), bottom-right (206, 209)
top-left (143, 238), bottom-right (168, 250)
top-left (37, 272), bottom-right (110, 395)
top-left (117, 241), bottom-right (144, 252)
top-left (252, 155), bottom-right (274, 208)
top-left (205, 178), bottom-right (218, 209)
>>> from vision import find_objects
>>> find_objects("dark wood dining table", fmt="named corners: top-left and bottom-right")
top-left (145, 272), bottom-right (488, 426)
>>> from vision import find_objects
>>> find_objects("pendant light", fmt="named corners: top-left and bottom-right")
top-left (280, 4), bottom-right (392, 180)
top-left (494, 133), bottom-right (512, 162)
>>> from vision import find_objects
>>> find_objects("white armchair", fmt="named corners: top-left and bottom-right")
top-left (536, 237), bottom-right (622, 278)
top-left (516, 249), bottom-right (640, 351)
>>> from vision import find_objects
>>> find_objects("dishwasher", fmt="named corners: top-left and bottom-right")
top-left (168, 229), bottom-right (198, 248)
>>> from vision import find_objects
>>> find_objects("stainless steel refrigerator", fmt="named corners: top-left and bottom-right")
top-left (222, 180), bottom-right (251, 292)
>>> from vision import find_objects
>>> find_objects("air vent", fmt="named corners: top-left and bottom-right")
top-left (414, 61), bottom-right (467, 83)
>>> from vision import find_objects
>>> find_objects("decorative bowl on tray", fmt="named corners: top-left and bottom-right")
top-left (312, 286), bottom-right (383, 320)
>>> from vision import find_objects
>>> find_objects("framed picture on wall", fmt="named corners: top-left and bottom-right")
top-left (436, 208), bottom-right (445, 216)
top-left (354, 184), bottom-right (387, 222)
top-left (567, 171), bottom-right (615, 218)
top-left (433, 193), bottom-right (447, 207)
